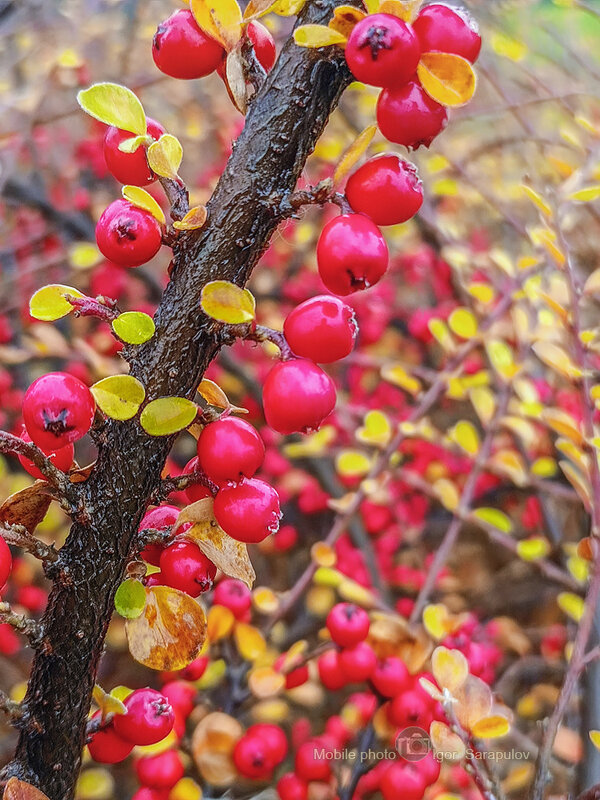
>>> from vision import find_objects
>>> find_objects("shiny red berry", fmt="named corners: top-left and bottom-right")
top-left (412, 3), bottom-right (481, 63)
top-left (248, 20), bottom-right (277, 72)
top-left (317, 649), bottom-right (347, 690)
top-left (136, 750), bottom-right (185, 789)
top-left (131, 789), bottom-right (169, 800)
top-left (345, 13), bottom-right (421, 88)
top-left (139, 504), bottom-right (180, 565)
top-left (277, 773), bottom-right (308, 800)
top-left (284, 296), bottom-right (358, 363)
top-left (246, 723), bottom-right (288, 764)
top-left (160, 540), bottom-right (216, 596)
top-left (152, 9), bottom-right (224, 79)
top-left (23, 372), bottom-right (95, 451)
top-left (317, 214), bottom-right (389, 295)
top-left (214, 478), bottom-right (281, 543)
top-left (263, 359), bottom-right (336, 435)
top-left (388, 688), bottom-right (432, 728)
top-left (294, 739), bottom-right (332, 783)
top-left (346, 154), bottom-right (423, 226)
top-left (339, 642), bottom-right (377, 683)
top-left (88, 712), bottom-right (134, 764)
top-left (213, 578), bottom-right (251, 618)
top-left (234, 735), bottom-right (274, 780)
top-left (197, 416), bottom-right (265, 484)
top-left (0, 538), bottom-right (11, 589)
top-left (380, 762), bottom-right (428, 800)
top-left (377, 79), bottom-right (448, 149)
top-left (18, 429), bottom-right (74, 481)
top-left (114, 688), bottom-right (175, 746)
top-left (371, 656), bottom-right (410, 697)
top-left (326, 602), bottom-right (370, 648)
top-left (274, 653), bottom-right (309, 689)
top-left (160, 680), bottom-right (197, 718)
top-left (181, 457), bottom-right (212, 503)
top-left (96, 199), bottom-right (162, 268)
top-left (103, 119), bottom-right (165, 186)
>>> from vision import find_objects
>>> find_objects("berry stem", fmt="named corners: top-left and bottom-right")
top-left (0, 602), bottom-right (41, 644)
top-left (63, 294), bottom-right (119, 323)
top-left (0, 431), bottom-right (78, 506)
top-left (1, 522), bottom-right (59, 565)
top-left (0, 690), bottom-right (23, 722)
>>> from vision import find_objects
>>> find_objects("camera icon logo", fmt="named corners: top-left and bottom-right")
top-left (395, 726), bottom-right (432, 762)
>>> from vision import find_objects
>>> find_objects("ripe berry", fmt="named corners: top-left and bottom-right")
top-left (234, 735), bottom-right (274, 780)
top-left (114, 688), bottom-right (175, 745)
top-left (339, 642), bottom-right (377, 683)
top-left (197, 416), bottom-right (265, 484)
top-left (277, 773), bottom-right (308, 800)
top-left (380, 762), bottom-right (427, 800)
top-left (159, 540), bottom-right (217, 596)
top-left (214, 478), bottom-right (281, 543)
top-left (132, 789), bottom-right (169, 800)
top-left (88, 713), bottom-right (134, 764)
top-left (177, 655), bottom-right (209, 682)
top-left (136, 750), bottom-right (185, 789)
top-left (274, 653), bottom-right (309, 689)
top-left (317, 214), bottom-right (389, 295)
top-left (96, 199), bottom-right (162, 268)
top-left (371, 656), bottom-right (410, 697)
top-left (283, 296), bottom-right (358, 363)
top-left (23, 372), bottom-right (95, 451)
top-left (388, 688), bottom-right (431, 728)
top-left (263, 359), bottom-right (336, 435)
top-left (103, 119), bottom-right (165, 186)
top-left (160, 680), bottom-right (197, 718)
top-left (317, 649), bottom-right (347, 690)
top-left (139, 504), bottom-right (180, 565)
top-left (412, 3), bottom-right (482, 63)
top-left (152, 9), bottom-right (224, 80)
top-left (346, 155), bottom-right (423, 226)
top-left (345, 13), bottom-right (421, 88)
top-left (246, 723), bottom-right (288, 763)
top-left (181, 457), bottom-right (212, 503)
top-left (18, 429), bottom-right (74, 481)
top-left (377, 79), bottom-right (448, 149)
top-left (294, 739), bottom-right (332, 783)
top-left (0, 538), bottom-right (12, 589)
top-left (326, 602), bottom-right (370, 648)
top-left (213, 578), bottom-right (252, 618)
top-left (247, 20), bottom-right (277, 72)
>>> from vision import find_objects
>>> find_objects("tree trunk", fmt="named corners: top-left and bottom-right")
top-left (3, 2), bottom-right (355, 797)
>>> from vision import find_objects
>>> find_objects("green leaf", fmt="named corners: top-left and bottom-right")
top-left (29, 284), bottom-right (84, 321)
top-left (112, 312), bottom-right (155, 345)
top-left (115, 579), bottom-right (146, 619)
top-left (77, 83), bottom-right (147, 135)
top-left (472, 507), bottom-right (513, 534)
top-left (91, 375), bottom-right (146, 421)
top-left (140, 397), bottom-right (198, 436)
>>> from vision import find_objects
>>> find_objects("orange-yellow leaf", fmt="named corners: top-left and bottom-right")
top-left (334, 124), bottom-right (377, 187)
top-left (430, 721), bottom-right (466, 760)
top-left (147, 135), bottom-right (183, 180)
top-left (201, 280), bottom-right (255, 324)
top-left (3, 778), bottom-right (51, 800)
top-left (248, 666), bottom-right (286, 698)
top-left (207, 605), bottom-right (236, 640)
top-left (294, 24), bottom-right (347, 48)
top-left (122, 186), bottom-right (166, 225)
top-left (417, 52), bottom-right (476, 107)
top-left (191, 712), bottom-right (242, 787)
top-left (328, 6), bottom-right (366, 39)
top-left (185, 515), bottom-right (256, 588)
top-left (454, 675), bottom-right (493, 730)
top-left (471, 715), bottom-right (510, 739)
top-left (532, 341), bottom-right (581, 379)
top-left (234, 622), bottom-right (266, 661)
top-left (173, 206), bottom-right (208, 232)
top-left (190, 0), bottom-right (243, 51)
top-left (379, 1), bottom-right (422, 22)
top-left (431, 646), bottom-right (469, 693)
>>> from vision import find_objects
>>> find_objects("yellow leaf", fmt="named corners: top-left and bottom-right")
top-left (449, 420), bottom-right (479, 455)
top-left (191, 711), bottom-right (242, 787)
top-left (92, 684), bottom-right (127, 717)
top-left (423, 604), bottom-right (452, 640)
top-left (248, 666), bottom-right (286, 698)
top-left (29, 284), bottom-right (84, 321)
top-left (589, 730), bottom-right (600, 751)
top-left (356, 410), bottom-right (392, 448)
top-left (126, 585), bottom-right (206, 670)
top-left (521, 185), bottom-right (552, 217)
top-left (121, 186), bottom-right (166, 225)
top-left (490, 32), bottom-right (527, 61)
top-left (431, 646), bottom-right (469, 693)
top-left (313, 567), bottom-right (344, 588)
top-left (185, 517), bottom-right (256, 588)
top-left (170, 778), bottom-right (203, 800)
top-left (448, 307), bottom-right (478, 339)
top-left (234, 622), bottom-right (266, 661)
top-left (147, 134), bottom-right (183, 180)
top-left (469, 386), bottom-right (496, 425)
top-left (570, 186), bottom-right (600, 202)
top-left (243, 0), bottom-right (275, 19)
top-left (77, 83), bottom-right (147, 135)
top-left (75, 768), bottom-right (114, 800)
top-left (560, 461), bottom-right (591, 511)
top-left (485, 339), bottom-right (517, 380)
top-left (69, 242), bottom-right (102, 270)
top-left (284, 425), bottom-right (337, 458)
top-left (584, 269), bottom-right (600, 296)
top-left (336, 450), bottom-right (372, 478)
top-left (472, 507), bottom-right (513, 534)
top-left (557, 591), bottom-right (585, 622)
top-left (517, 537), bottom-right (551, 561)
top-left (471, 715), bottom-right (510, 739)
top-left (112, 312), bottom-right (155, 345)
top-left (118, 134), bottom-right (150, 154)
top-left (417, 52), bottom-right (476, 108)
top-left (381, 364), bottom-right (421, 395)
top-left (190, 0), bottom-right (243, 51)
top-left (429, 721), bottom-right (466, 761)
top-left (333, 124), bottom-right (377, 186)
top-left (532, 341), bottom-right (581, 379)
top-left (362, 0), bottom-right (380, 11)
top-left (90, 375), bottom-right (144, 421)
top-left (207, 605), bottom-right (236, 640)
top-left (490, 450), bottom-right (528, 487)
top-left (140, 397), bottom-right (198, 436)
top-left (201, 280), bottom-right (256, 324)
top-left (379, 0), bottom-right (422, 22)
top-left (467, 282), bottom-right (496, 304)
top-left (542, 408), bottom-right (584, 447)
top-left (271, 0), bottom-right (307, 14)
top-left (433, 478), bottom-right (459, 511)
top-left (294, 24), bottom-right (347, 48)
top-left (3, 778), bottom-right (51, 800)
top-left (532, 457), bottom-right (558, 477)
top-left (454, 674), bottom-right (493, 730)
top-left (173, 206), bottom-right (208, 231)
top-left (329, 6), bottom-right (366, 38)
top-left (338, 578), bottom-right (376, 607)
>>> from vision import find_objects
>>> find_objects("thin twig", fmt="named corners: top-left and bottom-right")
top-left (0, 522), bottom-right (59, 564)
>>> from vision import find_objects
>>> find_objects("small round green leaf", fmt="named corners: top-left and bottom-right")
top-left (112, 312), bottom-right (155, 345)
top-left (115, 579), bottom-right (146, 619)
top-left (91, 375), bottom-right (146, 421)
top-left (140, 397), bottom-right (198, 436)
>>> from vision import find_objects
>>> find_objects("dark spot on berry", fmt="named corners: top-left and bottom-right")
top-left (358, 26), bottom-right (392, 61)
top-left (42, 408), bottom-right (73, 436)
top-left (116, 220), bottom-right (137, 241)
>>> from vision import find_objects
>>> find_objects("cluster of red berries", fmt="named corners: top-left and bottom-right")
top-left (234, 723), bottom-right (288, 780)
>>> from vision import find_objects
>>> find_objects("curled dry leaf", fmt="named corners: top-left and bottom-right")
top-left (248, 666), bottom-right (286, 699)
top-left (225, 48), bottom-right (248, 115)
top-left (0, 482), bottom-right (53, 534)
top-left (453, 674), bottom-right (493, 731)
top-left (429, 720), bottom-right (466, 761)
top-left (328, 6), bottom-right (366, 38)
top-left (173, 206), bottom-right (208, 231)
top-left (191, 711), bottom-right (243, 786)
top-left (126, 585), bottom-right (207, 670)
top-left (190, 0), bottom-right (243, 52)
top-left (333, 124), bottom-right (377, 187)
top-left (186, 518), bottom-right (256, 589)
top-left (3, 778), bottom-right (51, 800)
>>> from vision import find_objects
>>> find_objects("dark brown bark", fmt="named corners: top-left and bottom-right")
top-left (3, 2), bottom-right (355, 797)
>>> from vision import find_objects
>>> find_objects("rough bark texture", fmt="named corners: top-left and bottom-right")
top-left (4, 2), bottom-right (355, 797)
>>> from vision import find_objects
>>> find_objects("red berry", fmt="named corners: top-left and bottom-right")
top-left (273, 524), bottom-right (298, 553)
top-left (114, 688), bottom-right (175, 746)
top-left (139, 504), bottom-right (180, 565)
top-left (132, 789), bottom-right (169, 800)
top-left (263, 359), bottom-right (336, 435)
top-left (213, 578), bottom-right (251, 618)
top-left (23, 372), bottom-right (95, 451)
top-left (283, 296), bottom-right (358, 363)
top-left (246, 723), bottom-right (288, 764)
top-left (136, 750), bottom-right (184, 789)
top-left (160, 540), bottom-right (216, 596)
top-left (214, 478), bottom-right (281, 543)
top-left (326, 602), bottom-right (370, 648)
top-left (103, 119), bottom-right (165, 186)
top-left (88, 713), bottom-right (134, 764)
top-left (380, 762), bottom-right (427, 800)
top-left (181, 457), bottom-right (212, 503)
top-left (277, 773), bottom-right (308, 800)
top-left (346, 155), bottom-right (423, 226)
top-left (96, 199), bottom-right (162, 268)
top-left (294, 739), bottom-right (332, 783)
top-left (0, 537), bottom-right (12, 589)
top-left (371, 656), bottom-right (410, 697)
top-left (274, 653), bottom-right (309, 689)
top-left (234, 735), bottom-right (274, 780)
top-left (160, 680), bottom-right (196, 718)
top-left (152, 9), bottom-right (224, 80)
top-left (377, 79), bottom-right (448, 149)
top-left (339, 642), bottom-right (377, 683)
top-left (412, 3), bottom-right (481, 63)
top-left (178, 655), bottom-right (209, 681)
top-left (317, 214), bottom-right (389, 295)
top-left (248, 20), bottom-right (277, 72)
top-left (17, 429), bottom-right (74, 481)
top-left (317, 649), bottom-right (347, 690)
top-left (197, 417), bottom-right (265, 484)
top-left (388, 689), bottom-right (431, 728)
top-left (345, 13), bottom-right (420, 88)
